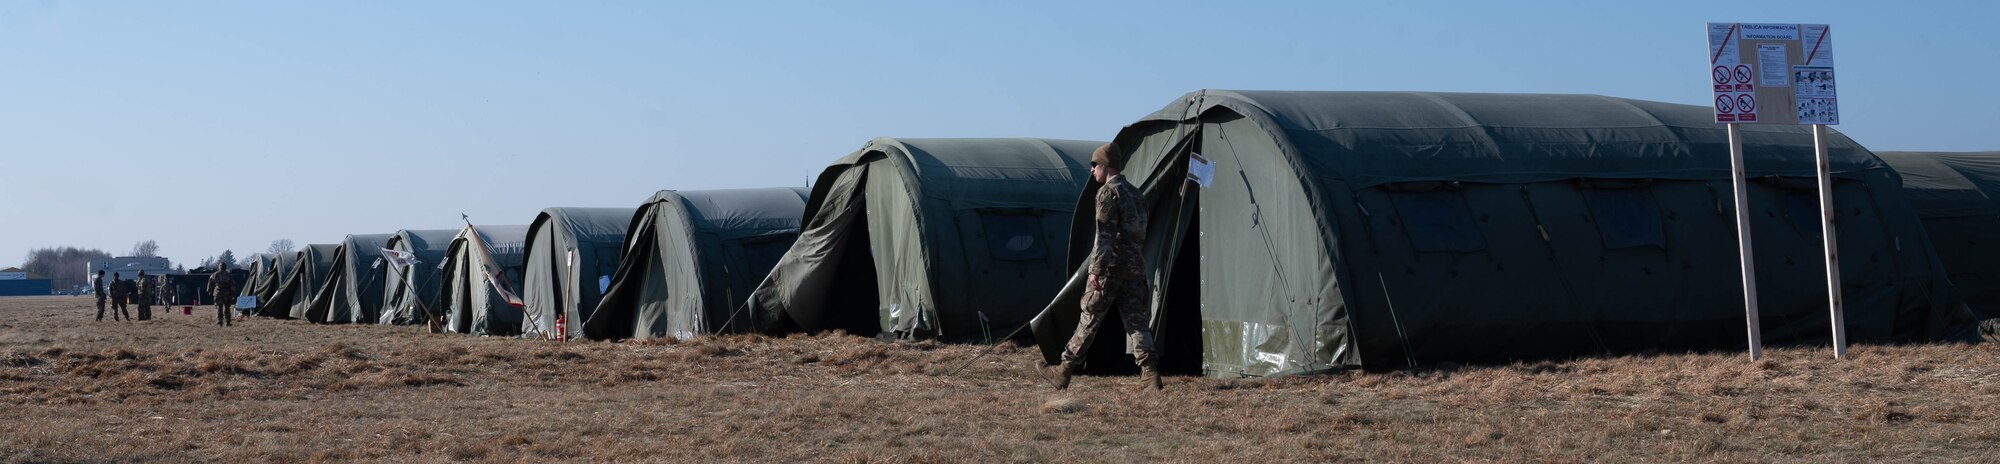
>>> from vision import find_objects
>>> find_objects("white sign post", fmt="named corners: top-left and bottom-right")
top-left (1708, 22), bottom-right (1843, 360)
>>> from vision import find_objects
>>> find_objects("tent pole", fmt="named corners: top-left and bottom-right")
top-left (1813, 124), bottom-right (1847, 359)
top-left (1728, 122), bottom-right (1764, 361)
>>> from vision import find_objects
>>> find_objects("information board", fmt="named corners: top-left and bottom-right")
top-left (1707, 23), bottom-right (1837, 124)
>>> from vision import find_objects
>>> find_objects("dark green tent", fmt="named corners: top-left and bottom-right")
top-left (521, 207), bottom-right (637, 339)
top-left (379, 229), bottom-right (459, 325)
top-left (304, 234), bottom-right (394, 324)
top-left (749, 137), bottom-right (1099, 341)
top-left (583, 187), bottom-right (810, 341)
top-left (1033, 90), bottom-right (1977, 377)
top-left (1876, 151), bottom-right (2000, 325)
top-left (240, 253), bottom-right (274, 306)
top-left (240, 252), bottom-right (298, 313)
top-left (438, 225), bottom-right (530, 336)
top-left (268, 244), bottom-right (339, 319)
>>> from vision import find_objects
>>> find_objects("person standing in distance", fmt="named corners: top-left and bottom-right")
top-left (208, 262), bottom-right (237, 327)
top-left (108, 272), bottom-right (133, 322)
top-left (1037, 142), bottom-right (1160, 390)
top-left (135, 270), bottom-right (155, 321)
top-left (93, 270), bottom-right (108, 322)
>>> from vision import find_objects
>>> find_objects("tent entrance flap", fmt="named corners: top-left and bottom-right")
top-left (824, 200), bottom-right (884, 338)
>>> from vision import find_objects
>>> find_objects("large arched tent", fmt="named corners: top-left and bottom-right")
top-left (1875, 151), bottom-right (2000, 325)
top-left (438, 225), bottom-right (530, 336)
top-left (583, 187), bottom-right (810, 341)
top-left (1033, 90), bottom-right (1977, 377)
top-left (378, 229), bottom-right (459, 325)
top-left (521, 207), bottom-right (637, 339)
top-left (304, 233), bottom-right (394, 324)
top-left (249, 252), bottom-right (298, 311)
top-left (238, 253), bottom-right (274, 308)
top-left (267, 244), bottom-right (339, 319)
top-left (749, 137), bottom-right (1098, 341)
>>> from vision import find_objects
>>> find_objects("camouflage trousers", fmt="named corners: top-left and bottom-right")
top-left (215, 299), bottom-right (235, 326)
top-left (1061, 277), bottom-right (1155, 366)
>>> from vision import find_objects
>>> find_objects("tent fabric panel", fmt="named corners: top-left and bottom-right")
top-left (751, 165), bottom-right (872, 333)
top-left (1143, 91), bottom-right (1884, 189)
top-left (1876, 151), bottom-right (1997, 218)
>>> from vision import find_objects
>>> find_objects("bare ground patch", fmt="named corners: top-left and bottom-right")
top-left (1, 295), bottom-right (1997, 462)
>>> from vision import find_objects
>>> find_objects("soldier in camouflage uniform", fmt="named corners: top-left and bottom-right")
top-left (135, 270), bottom-right (155, 321)
top-left (208, 263), bottom-right (236, 327)
top-left (1038, 142), bottom-right (1160, 390)
top-left (108, 272), bottom-right (134, 322)
top-left (93, 270), bottom-right (109, 322)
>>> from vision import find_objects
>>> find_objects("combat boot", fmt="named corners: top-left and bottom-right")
top-left (1135, 353), bottom-right (1163, 391)
top-left (1033, 361), bottom-right (1077, 391)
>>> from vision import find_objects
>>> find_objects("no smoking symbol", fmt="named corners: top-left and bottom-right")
top-left (1713, 66), bottom-right (1731, 85)
top-left (1735, 94), bottom-right (1756, 113)
top-left (1715, 95), bottom-right (1734, 113)
top-left (1733, 65), bottom-right (1753, 84)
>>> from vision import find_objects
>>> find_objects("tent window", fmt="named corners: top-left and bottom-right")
top-left (978, 211), bottom-right (1048, 261)
top-left (1387, 190), bottom-right (1486, 253)
top-left (1582, 188), bottom-right (1666, 249)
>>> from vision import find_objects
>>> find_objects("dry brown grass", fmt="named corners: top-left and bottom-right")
top-left (1, 295), bottom-right (1997, 462)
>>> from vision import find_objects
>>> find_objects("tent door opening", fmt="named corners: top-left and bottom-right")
top-left (1158, 202), bottom-right (1203, 375)
top-left (822, 201), bottom-right (883, 338)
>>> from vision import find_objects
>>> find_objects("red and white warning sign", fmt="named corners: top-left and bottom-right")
top-left (1708, 22), bottom-right (1837, 125)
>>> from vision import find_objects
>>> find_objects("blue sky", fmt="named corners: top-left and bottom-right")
top-left (2, 0), bottom-right (1996, 269)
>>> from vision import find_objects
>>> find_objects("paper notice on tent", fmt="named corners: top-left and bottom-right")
top-left (1706, 22), bottom-right (1836, 125)
top-left (1187, 152), bottom-right (1215, 188)
top-left (236, 295), bottom-right (257, 309)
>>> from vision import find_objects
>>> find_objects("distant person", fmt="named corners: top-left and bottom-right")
top-left (135, 271), bottom-right (155, 321)
top-left (108, 272), bottom-right (134, 322)
top-left (1036, 142), bottom-right (1160, 391)
top-left (93, 270), bottom-right (109, 322)
top-left (208, 263), bottom-right (237, 327)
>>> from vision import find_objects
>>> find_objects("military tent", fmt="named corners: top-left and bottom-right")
top-left (1033, 90), bottom-right (1977, 377)
top-left (378, 229), bottom-right (459, 325)
top-left (438, 225), bottom-right (530, 336)
top-left (1876, 151), bottom-right (2000, 325)
top-left (252, 252), bottom-right (297, 310)
top-left (521, 208), bottom-right (637, 339)
top-left (583, 187), bottom-right (810, 341)
top-left (749, 138), bottom-right (1098, 341)
top-left (239, 253), bottom-right (275, 305)
top-left (267, 244), bottom-right (339, 319)
top-left (303, 234), bottom-right (394, 324)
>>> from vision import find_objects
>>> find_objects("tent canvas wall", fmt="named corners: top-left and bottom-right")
top-left (1034, 90), bottom-right (1977, 377)
top-left (749, 137), bottom-right (1098, 341)
top-left (303, 234), bottom-right (394, 324)
top-left (240, 253), bottom-right (275, 305)
top-left (1876, 151), bottom-right (2000, 324)
top-left (438, 225), bottom-right (530, 336)
top-left (521, 208), bottom-right (637, 339)
top-left (252, 252), bottom-right (298, 310)
top-left (379, 229), bottom-right (459, 325)
top-left (583, 187), bottom-right (810, 340)
top-left (269, 244), bottom-right (338, 319)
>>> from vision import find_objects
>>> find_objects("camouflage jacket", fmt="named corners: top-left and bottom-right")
top-left (208, 271), bottom-right (236, 299)
top-left (109, 279), bottom-right (132, 299)
top-left (1087, 174), bottom-right (1148, 283)
top-left (136, 278), bottom-right (155, 297)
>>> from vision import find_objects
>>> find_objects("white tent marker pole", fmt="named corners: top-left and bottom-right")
top-left (1813, 124), bottom-right (1847, 359)
top-left (1728, 122), bottom-right (1764, 361)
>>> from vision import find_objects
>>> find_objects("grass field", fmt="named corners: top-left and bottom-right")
top-left (2, 295), bottom-right (1996, 462)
